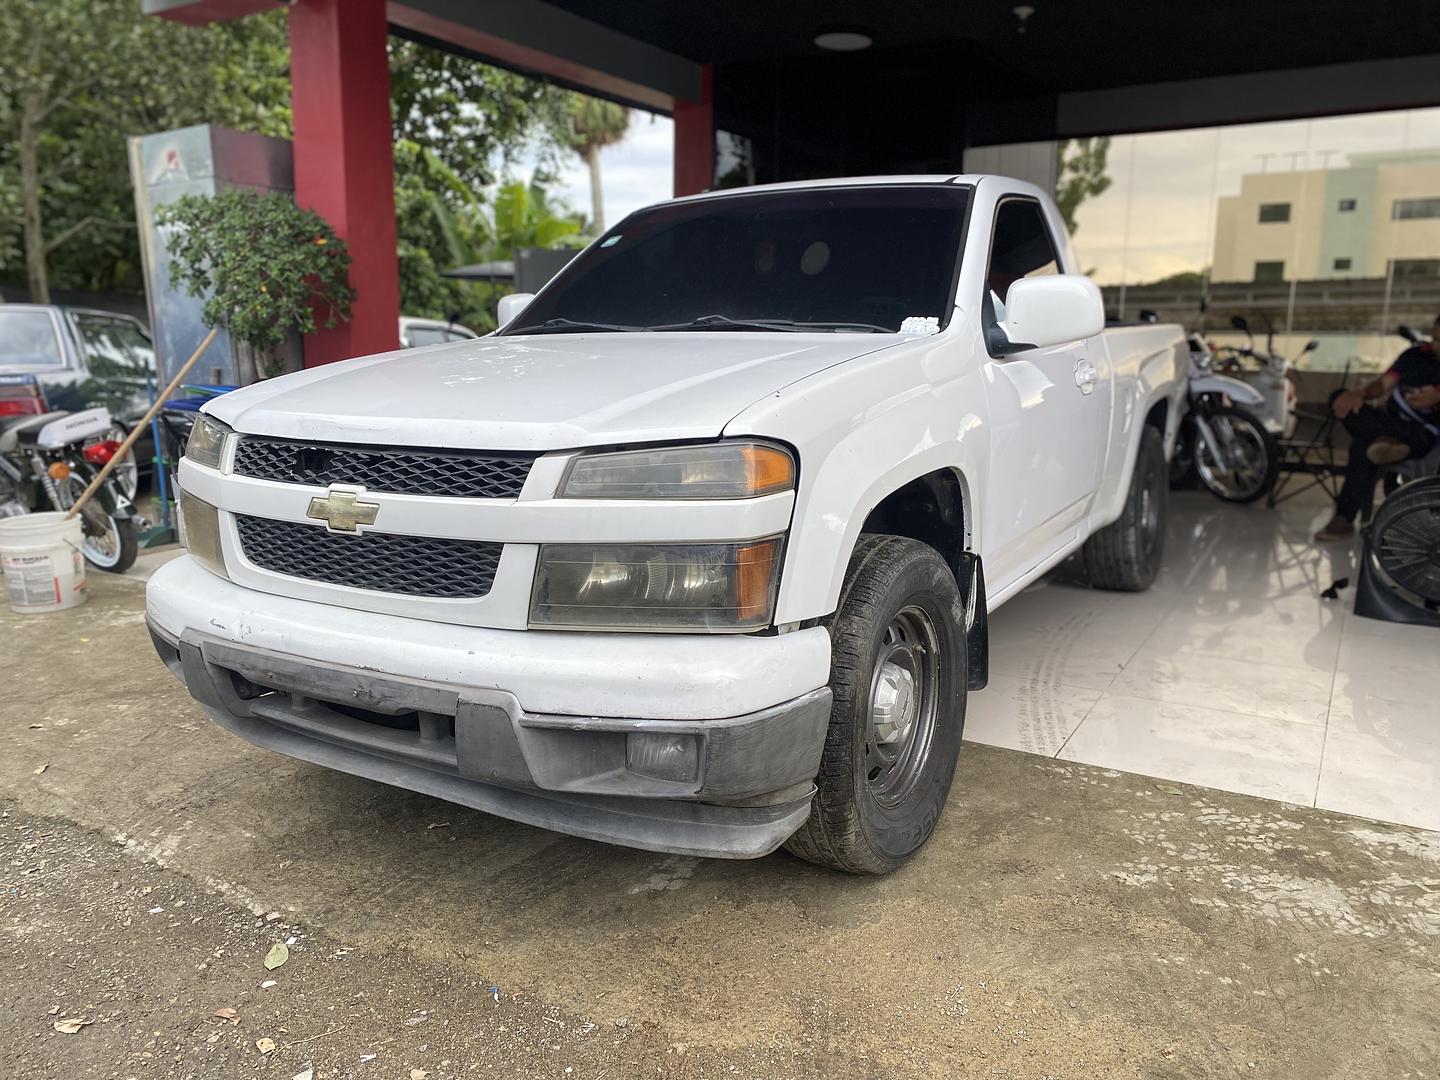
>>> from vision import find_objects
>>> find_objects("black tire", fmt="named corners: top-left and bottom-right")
top-left (84, 515), bottom-right (138, 574)
top-left (785, 535), bottom-right (967, 875)
top-left (1168, 419), bottom-right (1198, 489)
top-left (1083, 425), bottom-right (1167, 592)
top-left (1193, 405), bottom-right (1278, 504)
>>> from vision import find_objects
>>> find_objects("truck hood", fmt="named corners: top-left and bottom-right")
top-left (206, 332), bottom-right (903, 450)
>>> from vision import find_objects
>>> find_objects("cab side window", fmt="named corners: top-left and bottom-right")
top-left (986, 200), bottom-right (1061, 312)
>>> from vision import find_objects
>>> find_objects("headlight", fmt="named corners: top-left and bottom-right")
top-left (560, 441), bottom-right (794, 499)
top-left (178, 490), bottom-right (229, 580)
top-left (530, 537), bottom-right (782, 631)
top-left (185, 415), bottom-right (232, 470)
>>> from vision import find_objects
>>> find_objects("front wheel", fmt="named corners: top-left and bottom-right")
top-left (1193, 405), bottom-right (1278, 503)
top-left (785, 535), bottom-right (967, 875)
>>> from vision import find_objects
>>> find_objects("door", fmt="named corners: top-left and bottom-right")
top-left (979, 198), bottom-right (1109, 587)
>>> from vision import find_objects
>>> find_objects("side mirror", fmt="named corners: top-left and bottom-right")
top-left (1397, 324), bottom-right (1420, 344)
top-left (1230, 314), bottom-right (1249, 333)
top-left (995, 275), bottom-right (1105, 354)
top-left (1304, 339), bottom-right (1319, 353)
top-left (497, 292), bottom-right (535, 328)
top-left (1138, 308), bottom-right (1159, 324)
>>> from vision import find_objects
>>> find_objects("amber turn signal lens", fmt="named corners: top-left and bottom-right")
top-left (47, 461), bottom-right (71, 481)
top-left (740, 445), bottom-right (795, 496)
top-left (734, 537), bottom-right (782, 622)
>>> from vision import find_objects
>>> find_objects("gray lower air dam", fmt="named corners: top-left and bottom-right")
top-left (153, 625), bottom-right (831, 859)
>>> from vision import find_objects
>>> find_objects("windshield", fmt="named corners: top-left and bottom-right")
top-left (0, 310), bottom-right (64, 367)
top-left (504, 184), bottom-right (971, 335)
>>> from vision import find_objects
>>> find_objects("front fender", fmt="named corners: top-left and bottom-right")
top-left (1191, 372), bottom-right (1264, 407)
top-left (725, 333), bottom-right (988, 625)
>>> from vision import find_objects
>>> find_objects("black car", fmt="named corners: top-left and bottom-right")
top-left (0, 304), bottom-right (158, 497)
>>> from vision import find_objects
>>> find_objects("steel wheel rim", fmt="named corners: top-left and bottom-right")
top-left (864, 604), bottom-right (940, 805)
top-left (1196, 415), bottom-right (1268, 499)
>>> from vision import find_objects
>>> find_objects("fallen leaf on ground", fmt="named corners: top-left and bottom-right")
top-left (1153, 782), bottom-right (1186, 796)
top-left (426, 822), bottom-right (450, 830)
top-left (213, 1007), bottom-right (239, 1024)
top-left (411, 1070), bottom-right (428, 1079)
top-left (53, 1018), bottom-right (92, 1034)
top-left (33, 765), bottom-right (47, 775)
top-left (293, 1069), bottom-right (314, 1080)
top-left (256, 1037), bottom-right (277, 1054)
top-left (264, 943), bottom-right (289, 970)
top-left (260, 980), bottom-right (277, 989)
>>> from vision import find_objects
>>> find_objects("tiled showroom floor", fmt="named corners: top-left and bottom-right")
top-left (966, 487), bottom-right (1440, 832)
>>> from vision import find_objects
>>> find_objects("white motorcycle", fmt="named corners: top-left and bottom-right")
top-left (0, 375), bottom-right (141, 572)
top-left (1213, 313), bottom-right (1317, 439)
top-left (1172, 334), bottom-right (1280, 503)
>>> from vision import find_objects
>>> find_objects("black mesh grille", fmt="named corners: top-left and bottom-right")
top-left (235, 516), bottom-right (501, 598)
top-left (232, 438), bottom-right (534, 499)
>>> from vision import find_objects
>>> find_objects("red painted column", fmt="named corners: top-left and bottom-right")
top-left (672, 64), bottom-right (715, 197)
top-left (289, 0), bottom-right (399, 365)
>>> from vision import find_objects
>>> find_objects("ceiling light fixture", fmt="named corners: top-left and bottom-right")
top-left (814, 28), bottom-right (873, 52)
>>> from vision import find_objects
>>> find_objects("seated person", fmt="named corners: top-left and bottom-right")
top-left (1315, 313), bottom-right (1440, 541)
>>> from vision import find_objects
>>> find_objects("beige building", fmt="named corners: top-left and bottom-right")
top-left (1211, 150), bottom-right (1440, 283)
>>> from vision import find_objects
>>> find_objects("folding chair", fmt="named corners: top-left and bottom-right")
top-left (1267, 363), bottom-right (1352, 508)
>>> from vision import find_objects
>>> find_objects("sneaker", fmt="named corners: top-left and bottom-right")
top-left (1313, 515), bottom-right (1355, 542)
top-left (1366, 438), bottom-right (1412, 465)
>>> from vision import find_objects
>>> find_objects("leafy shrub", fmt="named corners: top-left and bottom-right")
top-left (157, 189), bottom-right (355, 348)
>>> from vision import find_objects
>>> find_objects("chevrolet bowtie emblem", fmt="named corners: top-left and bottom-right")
top-left (306, 488), bottom-right (380, 532)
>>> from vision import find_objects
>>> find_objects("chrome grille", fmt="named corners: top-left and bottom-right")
top-left (232, 438), bottom-right (534, 499)
top-left (235, 516), bottom-right (501, 598)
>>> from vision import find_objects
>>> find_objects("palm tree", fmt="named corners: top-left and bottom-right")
top-left (567, 95), bottom-right (630, 233)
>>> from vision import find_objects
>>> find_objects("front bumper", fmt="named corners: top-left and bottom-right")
top-left (146, 559), bottom-right (833, 859)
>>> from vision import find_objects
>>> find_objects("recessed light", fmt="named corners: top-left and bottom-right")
top-left (814, 28), bottom-right (873, 52)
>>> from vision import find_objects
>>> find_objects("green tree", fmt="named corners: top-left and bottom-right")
top-left (0, 1), bottom-right (288, 302)
top-left (395, 155), bottom-right (582, 330)
top-left (566, 95), bottom-right (631, 232)
top-left (389, 40), bottom-right (572, 192)
top-left (1055, 137), bottom-right (1113, 236)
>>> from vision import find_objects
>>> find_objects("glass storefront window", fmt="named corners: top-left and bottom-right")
top-left (969, 106), bottom-right (1440, 384)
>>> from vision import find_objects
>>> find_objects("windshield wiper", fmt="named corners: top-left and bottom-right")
top-left (519, 318), bottom-right (643, 335)
top-left (645, 315), bottom-right (891, 333)
top-left (646, 314), bottom-right (801, 332)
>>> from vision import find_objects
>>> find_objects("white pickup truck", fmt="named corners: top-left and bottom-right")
top-left (148, 176), bottom-right (1185, 874)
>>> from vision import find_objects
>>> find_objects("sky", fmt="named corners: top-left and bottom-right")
top-left (542, 111), bottom-right (674, 230)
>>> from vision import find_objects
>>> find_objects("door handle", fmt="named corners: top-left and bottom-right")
top-left (1074, 359), bottom-right (1098, 395)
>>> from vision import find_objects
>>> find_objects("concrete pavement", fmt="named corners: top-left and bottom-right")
top-left (2, 566), bottom-right (1437, 1078)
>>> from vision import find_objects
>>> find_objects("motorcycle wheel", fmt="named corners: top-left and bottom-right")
top-left (1193, 405), bottom-right (1279, 504)
top-left (57, 476), bottom-right (139, 573)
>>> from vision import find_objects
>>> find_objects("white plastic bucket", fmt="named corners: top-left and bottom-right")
top-left (0, 511), bottom-right (87, 614)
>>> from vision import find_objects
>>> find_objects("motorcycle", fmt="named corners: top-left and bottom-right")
top-left (0, 374), bottom-right (140, 572)
top-left (1172, 334), bottom-right (1281, 503)
top-left (1212, 313), bottom-right (1317, 438)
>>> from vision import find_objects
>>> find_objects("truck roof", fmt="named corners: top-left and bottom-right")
top-left (659, 173), bottom-right (1049, 210)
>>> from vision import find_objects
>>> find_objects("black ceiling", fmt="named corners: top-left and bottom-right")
top-left (544, 0), bottom-right (1440, 94)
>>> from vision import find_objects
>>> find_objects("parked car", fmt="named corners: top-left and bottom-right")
top-left (0, 304), bottom-right (156, 498)
top-left (147, 176), bottom-right (1187, 874)
top-left (398, 316), bottom-right (478, 349)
